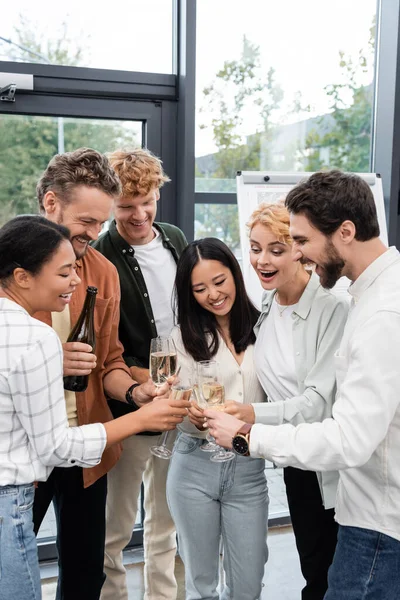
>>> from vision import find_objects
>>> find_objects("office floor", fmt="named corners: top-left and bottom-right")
top-left (41, 525), bottom-right (304, 599)
top-left (41, 466), bottom-right (304, 598)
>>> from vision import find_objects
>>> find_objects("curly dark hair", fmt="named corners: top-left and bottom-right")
top-left (37, 147), bottom-right (121, 212)
top-left (285, 170), bottom-right (380, 241)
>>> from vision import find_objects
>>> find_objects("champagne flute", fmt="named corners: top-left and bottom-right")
top-left (197, 360), bottom-right (235, 463)
top-left (149, 336), bottom-right (178, 387)
top-left (194, 365), bottom-right (218, 453)
top-left (150, 336), bottom-right (179, 459)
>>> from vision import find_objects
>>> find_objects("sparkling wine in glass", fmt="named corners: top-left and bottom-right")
top-left (197, 360), bottom-right (235, 463)
top-left (150, 336), bottom-right (179, 459)
top-left (150, 337), bottom-right (177, 387)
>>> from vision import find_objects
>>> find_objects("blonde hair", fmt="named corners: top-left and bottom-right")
top-left (247, 201), bottom-right (292, 245)
top-left (108, 148), bottom-right (171, 197)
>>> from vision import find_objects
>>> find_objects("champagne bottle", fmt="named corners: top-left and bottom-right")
top-left (63, 286), bottom-right (98, 393)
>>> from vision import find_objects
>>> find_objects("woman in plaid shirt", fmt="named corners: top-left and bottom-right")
top-left (0, 215), bottom-right (190, 600)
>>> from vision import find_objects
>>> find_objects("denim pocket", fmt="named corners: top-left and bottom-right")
top-left (18, 485), bottom-right (34, 512)
top-left (174, 434), bottom-right (199, 455)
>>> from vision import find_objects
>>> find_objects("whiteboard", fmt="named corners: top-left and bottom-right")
top-left (236, 171), bottom-right (388, 309)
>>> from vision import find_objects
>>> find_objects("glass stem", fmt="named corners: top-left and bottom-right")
top-left (158, 431), bottom-right (169, 447)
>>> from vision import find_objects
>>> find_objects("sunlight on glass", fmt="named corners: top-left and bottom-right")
top-left (0, 0), bottom-right (173, 73)
top-left (195, 0), bottom-right (377, 191)
top-left (0, 115), bottom-right (142, 226)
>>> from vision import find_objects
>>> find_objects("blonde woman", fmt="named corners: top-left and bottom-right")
top-left (221, 203), bottom-right (349, 600)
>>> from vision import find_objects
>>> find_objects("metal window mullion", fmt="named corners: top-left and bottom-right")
top-left (195, 192), bottom-right (237, 205)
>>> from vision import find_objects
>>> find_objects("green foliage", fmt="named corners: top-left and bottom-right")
top-left (0, 17), bottom-right (138, 226)
top-left (195, 204), bottom-right (240, 252)
top-left (3, 15), bottom-right (86, 66)
top-left (0, 116), bottom-right (137, 225)
top-left (303, 19), bottom-right (375, 172)
top-left (197, 24), bottom-right (375, 250)
top-left (0, 116), bottom-right (57, 223)
top-left (197, 36), bottom-right (283, 248)
top-left (200, 36), bottom-right (283, 178)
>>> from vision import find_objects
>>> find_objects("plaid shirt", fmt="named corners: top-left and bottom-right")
top-left (0, 298), bottom-right (106, 486)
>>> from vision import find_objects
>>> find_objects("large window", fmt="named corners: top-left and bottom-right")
top-left (0, 0), bottom-right (174, 73)
top-left (195, 0), bottom-right (377, 197)
top-left (0, 115), bottom-right (141, 225)
top-left (194, 203), bottom-right (240, 258)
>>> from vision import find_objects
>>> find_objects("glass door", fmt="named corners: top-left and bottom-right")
top-left (0, 95), bottom-right (163, 559)
top-left (0, 114), bottom-right (144, 223)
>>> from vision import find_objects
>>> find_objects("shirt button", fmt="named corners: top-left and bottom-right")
top-left (238, 370), bottom-right (242, 375)
top-left (144, 293), bottom-right (148, 297)
top-left (70, 459), bottom-right (76, 464)
top-left (151, 319), bottom-right (154, 324)
top-left (296, 352), bottom-right (300, 356)
top-left (129, 248), bottom-right (133, 253)
top-left (122, 249), bottom-right (126, 254)
top-left (238, 392), bottom-right (243, 396)
top-left (134, 267), bottom-right (139, 271)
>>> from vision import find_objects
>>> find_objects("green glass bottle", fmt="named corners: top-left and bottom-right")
top-left (63, 286), bottom-right (97, 393)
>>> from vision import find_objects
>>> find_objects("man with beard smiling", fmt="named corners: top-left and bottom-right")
top-left (205, 170), bottom-right (400, 600)
top-left (32, 148), bottom-right (169, 600)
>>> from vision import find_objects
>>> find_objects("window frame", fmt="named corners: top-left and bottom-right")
top-left (2, 0), bottom-right (400, 562)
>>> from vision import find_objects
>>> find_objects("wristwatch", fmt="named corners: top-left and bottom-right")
top-left (125, 383), bottom-right (141, 410)
top-left (232, 423), bottom-right (253, 456)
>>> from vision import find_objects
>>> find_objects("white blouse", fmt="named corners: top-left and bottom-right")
top-left (171, 325), bottom-right (265, 438)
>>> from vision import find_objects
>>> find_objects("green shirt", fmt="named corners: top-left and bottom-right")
top-left (92, 219), bottom-right (187, 419)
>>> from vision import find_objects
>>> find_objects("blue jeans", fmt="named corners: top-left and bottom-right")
top-left (0, 483), bottom-right (41, 600)
top-left (325, 525), bottom-right (400, 599)
top-left (167, 434), bottom-right (269, 600)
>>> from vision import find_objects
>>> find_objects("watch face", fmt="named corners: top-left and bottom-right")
top-left (232, 435), bottom-right (249, 455)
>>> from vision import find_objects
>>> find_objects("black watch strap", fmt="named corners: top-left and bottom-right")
top-left (125, 383), bottom-right (141, 410)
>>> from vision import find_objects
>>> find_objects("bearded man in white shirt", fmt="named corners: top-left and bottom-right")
top-left (205, 169), bottom-right (400, 600)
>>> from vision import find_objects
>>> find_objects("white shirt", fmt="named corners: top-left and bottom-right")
top-left (52, 304), bottom-right (78, 426)
top-left (250, 248), bottom-right (400, 541)
top-left (171, 326), bottom-right (265, 438)
top-left (252, 272), bottom-right (348, 507)
top-left (0, 299), bottom-right (106, 486)
top-left (132, 229), bottom-right (176, 337)
top-left (255, 299), bottom-right (298, 403)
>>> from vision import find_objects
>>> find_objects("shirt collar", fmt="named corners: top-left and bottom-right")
top-left (260, 271), bottom-right (320, 321)
top-left (0, 297), bottom-right (29, 315)
top-left (108, 219), bottom-right (172, 254)
top-left (348, 246), bottom-right (400, 302)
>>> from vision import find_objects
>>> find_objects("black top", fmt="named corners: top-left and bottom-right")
top-left (92, 220), bottom-right (187, 423)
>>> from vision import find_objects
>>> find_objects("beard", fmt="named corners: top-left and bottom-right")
top-left (57, 213), bottom-right (90, 259)
top-left (318, 239), bottom-right (345, 289)
top-left (70, 236), bottom-right (90, 259)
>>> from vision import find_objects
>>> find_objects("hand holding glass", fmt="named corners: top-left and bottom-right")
top-left (197, 360), bottom-right (235, 463)
top-left (149, 336), bottom-right (179, 459)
